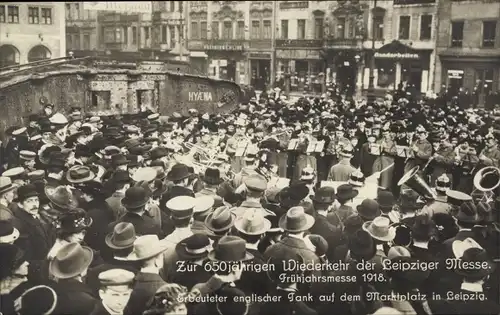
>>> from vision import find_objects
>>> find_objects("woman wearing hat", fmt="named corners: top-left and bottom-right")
top-left (0, 244), bottom-right (31, 313)
top-left (142, 284), bottom-right (189, 315)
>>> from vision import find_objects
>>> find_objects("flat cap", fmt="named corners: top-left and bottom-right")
top-left (194, 195), bottom-right (215, 213)
top-left (132, 167), bottom-right (157, 183)
top-left (244, 174), bottom-right (268, 192)
top-left (3, 167), bottom-right (25, 178)
top-left (166, 196), bottom-right (196, 219)
top-left (98, 269), bottom-right (135, 287)
top-left (12, 127), bottom-right (27, 136)
top-left (20, 150), bottom-right (36, 160)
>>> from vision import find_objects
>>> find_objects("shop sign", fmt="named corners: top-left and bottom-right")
top-left (374, 52), bottom-right (419, 59)
top-left (447, 69), bottom-right (464, 79)
top-left (203, 44), bottom-right (244, 51)
top-left (276, 49), bottom-right (320, 60)
top-left (188, 91), bottom-right (213, 102)
top-left (279, 1), bottom-right (309, 9)
top-left (249, 53), bottom-right (271, 59)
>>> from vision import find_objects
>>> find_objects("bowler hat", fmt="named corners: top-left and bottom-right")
top-left (279, 206), bottom-right (315, 233)
top-left (348, 230), bottom-right (376, 261)
top-left (121, 186), bottom-right (149, 209)
top-left (203, 167), bottom-right (223, 185)
top-left (150, 147), bottom-right (169, 160)
top-left (105, 222), bottom-right (137, 250)
top-left (311, 186), bottom-right (336, 204)
top-left (377, 190), bottom-right (395, 212)
top-left (205, 206), bottom-right (236, 233)
top-left (175, 234), bottom-right (211, 260)
top-left (166, 163), bottom-right (191, 182)
top-left (17, 184), bottom-right (38, 202)
top-left (49, 243), bottom-right (93, 279)
top-left (357, 199), bottom-right (381, 221)
top-left (336, 184), bottom-right (358, 201)
top-left (207, 235), bottom-right (253, 262)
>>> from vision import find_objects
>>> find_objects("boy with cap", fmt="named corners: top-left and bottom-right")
top-left (91, 269), bottom-right (135, 315)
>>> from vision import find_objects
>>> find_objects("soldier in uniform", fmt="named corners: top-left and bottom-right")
top-left (420, 174), bottom-right (453, 217)
top-left (372, 125), bottom-right (396, 189)
top-left (479, 133), bottom-right (500, 168)
top-left (404, 126), bottom-right (432, 183)
top-left (226, 118), bottom-right (250, 173)
top-left (429, 132), bottom-right (456, 186)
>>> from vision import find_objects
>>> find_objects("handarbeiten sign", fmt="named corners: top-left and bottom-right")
top-left (374, 52), bottom-right (419, 59)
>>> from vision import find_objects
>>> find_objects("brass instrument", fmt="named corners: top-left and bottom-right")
top-left (472, 166), bottom-right (500, 204)
top-left (422, 154), bottom-right (436, 173)
top-left (397, 166), bottom-right (436, 200)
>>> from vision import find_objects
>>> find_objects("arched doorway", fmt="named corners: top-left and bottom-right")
top-left (27, 45), bottom-right (51, 62)
top-left (0, 45), bottom-right (20, 68)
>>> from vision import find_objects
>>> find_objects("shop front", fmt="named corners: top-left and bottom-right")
top-left (364, 40), bottom-right (432, 94)
top-left (326, 50), bottom-right (363, 97)
top-left (204, 40), bottom-right (248, 84)
top-left (439, 52), bottom-right (500, 107)
top-left (276, 48), bottom-right (325, 94)
top-left (249, 52), bottom-right (271, 91)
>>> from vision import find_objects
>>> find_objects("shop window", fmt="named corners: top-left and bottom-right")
top-left (483, 21), bottom-right (496, 48)
top-left (251, 20), bottom-right (260, 39)
top-left (211, 21), bottom-right (219, 39)
top-left (7, 5), bottom-right (19, 23)
top-left (201, 21), bottom-right (207, 39)
top-left (374, 16), bottom-right (384, 40)
top-left (297, 19), bottom-right (306, 39)
top-left (337, 17), bottom-right (345, 39)
top-left (191, 22), bottom-right (199, 39)
top-left (476, 69), bottom-right (494, 95)
top-left (263, 20), bottom-right (271, 39)
top-left (223, 21), bottom-right (233, 39)
top-left (28, 7), bottom-right (39, 24)
top-left (236, 21), bottom-right (245, 39)
top-left (376, 59), bottom-right (395, 88)
top-left (451, 21), bottom-right (464, 47)
top-left (420, 14), bottom-right (432, 40)
top-left (281, 20), bottom-right (289, 39)
top-left (398, 16), bottom-right (410, 40)
top-left (315, 18), bottom-right (324, 39)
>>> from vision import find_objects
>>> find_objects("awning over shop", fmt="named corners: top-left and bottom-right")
top-left (374, 40), bottom-right (420, 60)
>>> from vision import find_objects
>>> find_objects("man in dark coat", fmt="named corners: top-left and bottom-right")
top-left (90, 269), bottom-right (135, 315)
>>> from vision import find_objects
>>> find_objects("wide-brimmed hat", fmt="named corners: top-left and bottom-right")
top-left (336, 184), bottom-right (358, 201)
top-left (234, 209), bottom-right (272, 235)
top-left (0, 177), bottom-right (16, 195)
top-left (66, 165), bottom-right (95, 184)
top-left (362, 216), bottom-right (396, 242)
top-left (49, 243), bottom-right (93, 279)
top-left (167, 163), bottom-right (191, 182)
top-left (278, 206), bottom-right (315, 233)
top-left (207, 235), bottom-right (253, 262)
top-left (452, 237), bottom-right (483, 259)
top-left (121, 186), bottom-right (149, 209)
top-left (455, 247), bottom-right (495, 279)
top-left (0, 220), bottom-right (19, 244)
top-left (205, 206), bottom-right (236, 233)
top-left (203, 167), bottom-right (223, 185)
top-left (125, 235), bottom-right (169, 261)
top-left (357, 199), bottom-right (381, 221)
top-left (105, 222), bottom-right (137, 250)
top-left (348, 230), bottom-right (376, 261)
top-left (175, 234), bottom-right (211, 261)
top-left (45, 185), bottom-right (78, 210)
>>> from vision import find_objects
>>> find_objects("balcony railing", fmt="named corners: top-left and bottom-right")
top-left (324, 38), bottom-right (363, 49)
top-left (275, 39), bottom-right (323, 49)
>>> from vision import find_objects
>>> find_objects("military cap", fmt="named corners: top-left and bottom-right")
top-left (132, 167), bottom-right (157, 183)
top-left (244, 174), bottom-right (268, 192)
top-left (124, 125), bottom-right (141, 134)
top-left (446, 190), bottom-right (472, 206)
top-left (98, 269), bottom-right (135, 287)
top-left (103, 146), bottom-right (121, 156)
top-left (30, 134), bottom-right (42, 142)
top-left (3, 167), bottom-right (25, 179)
top-left (88, 116), bottom-right (101, 123)
top-left (147, 113), bottom-right (160, 121)
top-left (12, 127), bottom-right (27, 136)
top-left (20, 150), bottom-right (36, 161)
top-left (166, 196), bottom-right (196, 219)
top-left (194, 195), bottom-right (215, 214)
top-left (172, 112), bottom-right (182, 119)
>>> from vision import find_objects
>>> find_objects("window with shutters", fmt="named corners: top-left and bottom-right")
top-left (399, 15), bottom-right (410, 39)
top-left (483, 21), bottom-right (496, 48)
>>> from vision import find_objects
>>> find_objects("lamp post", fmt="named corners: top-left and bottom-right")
top-left (366, 0), bottom-right (377, 104)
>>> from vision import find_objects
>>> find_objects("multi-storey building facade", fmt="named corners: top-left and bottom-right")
top-left (435, 0), bottom-right (500, 104)
top-left (151, 1), bottom-right (187, 61)
top-left (65, 2), bottom-right (98, 53)
top-left (0, 2), bottom-right (66, 68)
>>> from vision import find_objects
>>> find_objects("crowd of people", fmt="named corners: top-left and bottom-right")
top-left (0, 86), bottom-right (499, 315)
